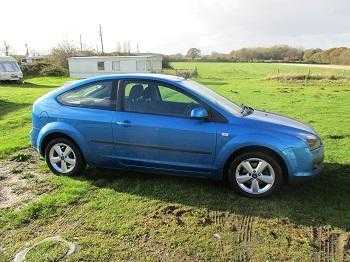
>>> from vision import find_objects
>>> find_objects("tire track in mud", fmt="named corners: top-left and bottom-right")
top-left (312, 227), bottom-right (350, 261)
top-left (236, 215), bottom-right (254, 262)
top-left (238, 215), bottom-right (254, 243)
top-left (203, 211), bottom-right (254, 261)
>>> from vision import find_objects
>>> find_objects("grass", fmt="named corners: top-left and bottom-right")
top-left (0, 63), bottom-right (350, 261)
top-left (0, 77), bottom-right (70, 158)
top-left (25, 239), bottom-right (69, 262)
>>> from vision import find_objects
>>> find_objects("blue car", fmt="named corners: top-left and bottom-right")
top-left (31, 73), bottom-right (324, 197)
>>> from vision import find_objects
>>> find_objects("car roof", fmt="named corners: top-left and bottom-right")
top-left (0, 56), bottom-right (17, 62)
top-left (46, 73), bottom-right (186, 99)
top-left (75, 73), bottom-right (185, 84)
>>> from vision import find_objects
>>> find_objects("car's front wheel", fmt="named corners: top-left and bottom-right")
top-left (45, 137), bottom-right (85, 176)
top-left (228, 151), bottom-right (283, 198)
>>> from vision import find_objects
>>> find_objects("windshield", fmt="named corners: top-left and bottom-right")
top-left (0, 61), bottom-right (19, 72)
top-left (182, 80), bottom-right (242, 115)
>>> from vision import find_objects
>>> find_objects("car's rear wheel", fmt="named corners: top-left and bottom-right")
top-left (45, 137), bottom-right (85, 176)
top-left (228, 151), bottom-right (283, 198)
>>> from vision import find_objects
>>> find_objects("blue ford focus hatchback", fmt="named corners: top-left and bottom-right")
top-left (31, 74), bottom-right (324, 197)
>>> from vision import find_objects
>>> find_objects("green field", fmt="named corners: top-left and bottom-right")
top-left (0, 63), bottom-right (349, 261)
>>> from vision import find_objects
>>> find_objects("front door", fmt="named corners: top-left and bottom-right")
top-left (57, 80), bottom-right (118, 166)
top-left (113, 79), bottom-right (219, 176)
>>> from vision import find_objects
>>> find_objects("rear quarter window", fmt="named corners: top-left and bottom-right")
top-left (58, 81), bottom-right (116, 110)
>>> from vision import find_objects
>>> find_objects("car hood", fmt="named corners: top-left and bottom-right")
top-left (245, 109), bottom-right (315, 134)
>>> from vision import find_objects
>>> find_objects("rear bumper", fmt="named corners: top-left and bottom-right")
top-left (283, 145), bottom-right (324, 183)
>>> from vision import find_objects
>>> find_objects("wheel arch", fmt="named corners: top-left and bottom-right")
top-left (221, 145), bottom-right (289, 182)
top-left (40, 132), bottom-right (87, 165)
top-left (37, 122), bottom-right (88, 154)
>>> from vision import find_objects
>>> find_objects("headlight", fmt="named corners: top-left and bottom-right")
top-left (301, 133), bottom-right (322, 150)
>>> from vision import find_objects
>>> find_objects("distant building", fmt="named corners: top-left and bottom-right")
top-left (68, 55), bottom-right (162, 78)
top-left (22, 55), bottom-right (48, 64)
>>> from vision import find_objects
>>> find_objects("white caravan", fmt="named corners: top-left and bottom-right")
top-left (68, 55), bottom-right (162, 78)
top-left (0, 56), bottom-right (23, 81)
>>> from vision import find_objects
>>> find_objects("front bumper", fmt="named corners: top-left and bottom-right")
top-left (283, 145), bottom-right (324, 183)
top-left (0, 73), bottom-right (23, 81)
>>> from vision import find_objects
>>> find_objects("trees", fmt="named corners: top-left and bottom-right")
top-left (229, 45), bottom-right (303, 62)
top-left (302, 47), bottom-right (350, 65)
top-left (303, 49), bottom-right (322, 63)
top-left (50, 41), bottom-right (79, 68)
top-left (186, 48), bottom-right (201, 59)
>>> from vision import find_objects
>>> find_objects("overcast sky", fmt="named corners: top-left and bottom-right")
top-left (1, 0), bottom-right (349, 55)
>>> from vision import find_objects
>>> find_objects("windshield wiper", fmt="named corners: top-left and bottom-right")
top-left (240, 104), bottom-right (254, 116)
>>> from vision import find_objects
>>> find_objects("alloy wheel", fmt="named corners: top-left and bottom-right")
top-left (49, 143), bottom-right (76, 174)
top-left (235, 158), bottom-right (275, 195)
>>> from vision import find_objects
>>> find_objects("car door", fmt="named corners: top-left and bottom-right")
top-left (113, 79), bottom-right (221, 176)
top-left (57, 80), bottom-right (118, 166)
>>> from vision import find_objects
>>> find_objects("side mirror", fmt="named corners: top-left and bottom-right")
top-left (190, 107), bottom-right (208, 120)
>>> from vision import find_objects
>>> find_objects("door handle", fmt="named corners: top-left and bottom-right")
top-left (116, 120), bottom-right (131, 127)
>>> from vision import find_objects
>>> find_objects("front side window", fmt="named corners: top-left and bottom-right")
top-left (123, 80), bottom-right (201, 118)
top-left (183, 80), bottom-right (241, 115)
top-left (97, 61), bottom-right (105, 71)
top-left (58, 81), bottom-right (116, 110)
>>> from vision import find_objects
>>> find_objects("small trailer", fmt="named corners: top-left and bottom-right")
top-left (0, 56), bottom-right (23, 81)
top-left (68, 55), bottom-right (162, 78)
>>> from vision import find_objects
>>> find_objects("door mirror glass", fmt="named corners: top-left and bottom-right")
top-left (190, 107), bottom-right (208, 119)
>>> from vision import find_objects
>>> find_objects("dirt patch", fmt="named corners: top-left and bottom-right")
top-left (137, 234), bottom-right (201, 261)
top-left (148, 204), bottom-right (193, 226)
top-left (312, 227), bottom-right (350, 261)
top-left (326, 134), bottom-right (349, 140)
top-left (0, 148), bottom-right (53, 209)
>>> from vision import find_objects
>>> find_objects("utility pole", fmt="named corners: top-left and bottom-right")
top-left (136, 42), bottom-right (140, 53)
top-left (4, 41), bottom-right (9, 56)
top-left (116, 42), bottom-right (121, 53)
top-left (98, 24), bottom-right (104, 54)
top-left (25, 43), bottom-right (29, 57)
top-left (79, 34), bottom-right (83, 52)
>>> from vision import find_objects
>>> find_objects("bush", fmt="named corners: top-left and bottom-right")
top-left (175, 67), bottom-right (198, 79)
top-left (266, 73), bottom-right (349, 81)
top-left (161, 68), bottom-right (198, 79)
top-left (162, 55), bottom-right (172, 69)
top-left (20, 61), bottom-right (68, 77)
top-left (40, 64), bottom-right (68, 77)
top-left (21, 61), bottom-right (51, 76)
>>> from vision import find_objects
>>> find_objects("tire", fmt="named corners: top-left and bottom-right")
top-left (227, 150), bottom-right (283, 198)
top-left (45, 137), bottom-right (85, 176)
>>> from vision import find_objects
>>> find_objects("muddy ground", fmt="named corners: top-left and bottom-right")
top-left (1, 149), bottom-right (349, 261)
top-left (0, 148), bottom-right (54, 209)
